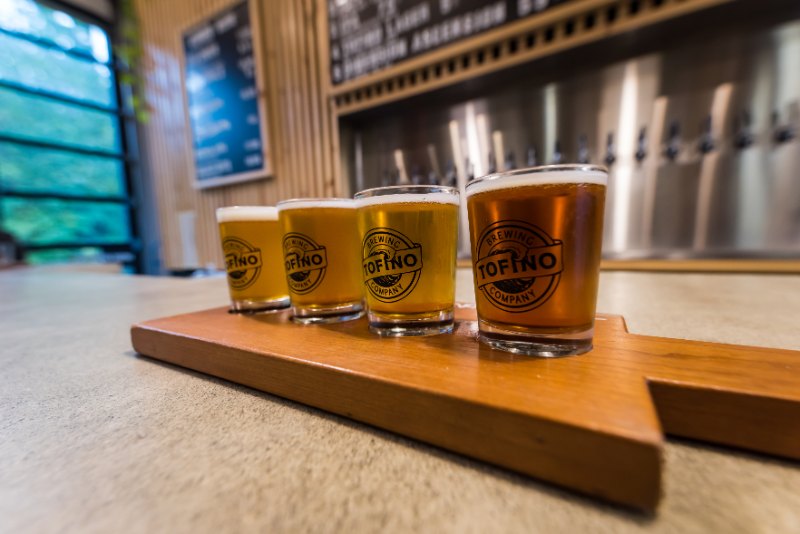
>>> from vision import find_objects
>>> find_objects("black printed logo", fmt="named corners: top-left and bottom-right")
top-left (223, 237), bottom-right (262, 290)
top-left (361, 228), bottom-right (422, 302)
top-left (474, 220), bottom-right (563, 313)
top-left (282, 233), bottom-right (328, 294)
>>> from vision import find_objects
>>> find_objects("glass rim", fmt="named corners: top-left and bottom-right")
top-left (354, 184), bottom-right (459, 199)
top-left (466, 164), bottom-right (608, 190)
top-left (277, 197), bottom-right (356, 210)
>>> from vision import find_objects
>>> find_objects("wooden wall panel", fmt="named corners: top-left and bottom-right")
top-left (136, 0), bottom-right (339, 269)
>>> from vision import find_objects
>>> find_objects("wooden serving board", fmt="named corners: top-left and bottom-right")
top-left (131, 305), bottom-right (800, 511)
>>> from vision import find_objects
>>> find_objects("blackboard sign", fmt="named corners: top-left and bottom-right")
top-left (183, 1), bottom-right (270, 189)
top-left (328, 0), bottom-right (565, 85)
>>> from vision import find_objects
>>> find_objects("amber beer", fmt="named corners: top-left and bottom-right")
top-left (277, 199), bottom-right (364, 323)
top-left (355, 185), bottom-right (459, 336)
top-left (466, 165), bottom-right (607, 356)
top-left (216, 206), bottom-right (290, 312)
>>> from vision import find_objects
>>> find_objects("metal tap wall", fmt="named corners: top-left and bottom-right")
top-left (341, 3), bottom-right (800, 259)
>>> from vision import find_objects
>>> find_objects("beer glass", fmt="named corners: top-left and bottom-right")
top-left (465, 165), bottom-right (607, 357)
top-left (216, 206), bottom-right (290, 313)
top-left (277, 198), bottom-right (364, 323)
top-left (355, 185), bottom-right (459, 336)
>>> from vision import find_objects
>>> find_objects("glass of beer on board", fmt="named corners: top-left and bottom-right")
top-left (216, 206), bottom-right (290, 313)
top-left (277, 198), bottom-right (365, 323)
top-left (355, 185), bottom-right (459, 336)
top-left (465, 164), bottom-right (607, 357)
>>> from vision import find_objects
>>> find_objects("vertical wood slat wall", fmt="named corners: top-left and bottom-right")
top-left (136, 0), bottom-right (339, 269)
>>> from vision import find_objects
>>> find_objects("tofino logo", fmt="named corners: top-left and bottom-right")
top-left (361, 227), bottom-right (422, 302)
top-left (282, 233), bottom-right (328, 294)
top-left (474, 220), bottom-right (563, 313)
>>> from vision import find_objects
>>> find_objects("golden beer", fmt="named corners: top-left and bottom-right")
top-left (277, 199), bottom-right (364, 323)
top-left (466, 165), bottom-right (607, 356)
top-left (355, 185), bottom-right (459, 336)
top-left (216, 206), bottom-right (290, 312)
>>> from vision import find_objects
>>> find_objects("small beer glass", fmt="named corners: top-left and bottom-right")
top-left (465, 165), bottom-right (607, 356)
top-left (355, 185), bottom-right (459, 336)
top-left (277, 198), bottom-right (364, 323)
top-left (216, 206), bottom-right (290, 313)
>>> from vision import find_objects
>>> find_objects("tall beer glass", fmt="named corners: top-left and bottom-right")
top-left (277, 198), bottom-right (364, 323)
top-left (466, 165), bottom-right (607, 356)
top-left (355, 185), bottom-right (459, 336)
top-left (216, 206), bottom-right (290, 313)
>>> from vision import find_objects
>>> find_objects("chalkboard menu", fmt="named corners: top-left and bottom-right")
top-left (183, 1), bottom-right (269, 189)
top-left (328, 0), bottom-right (565, 85)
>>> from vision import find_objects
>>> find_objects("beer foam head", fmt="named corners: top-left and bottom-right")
top-left (216, 206), bottom-right (279, 222)
top-left (277, 198), bottom-right (356, 211)
top-left (355, 186), bottom-right (459, 208)
top-left (465, 165), bottom-right (608, 198)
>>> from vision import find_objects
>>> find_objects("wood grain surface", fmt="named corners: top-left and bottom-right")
top-left (131, 305), bottom-right (800, 511)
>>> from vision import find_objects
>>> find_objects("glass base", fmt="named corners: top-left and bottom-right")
top-left (477, 319), bottom-right (593, 357)
top-left (291, 301), bottom-right (365, 325)
top-left (368, 309), bottom-right (454, 337)
top-left (229, 296), bottom-right (290, 314)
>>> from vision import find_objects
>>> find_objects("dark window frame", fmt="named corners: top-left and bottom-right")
top-left (0, 0), bottom-right (142, 271)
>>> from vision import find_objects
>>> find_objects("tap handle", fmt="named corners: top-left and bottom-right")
top-left (665, 121), bottom-right (680, 161)
top-left (526, 146), bottom-right (537, 167)
top-left (773, 109), bottom-right (796, 143)
top-left (734, 110), bottom-right (754, 149)
top-left (699, 115), bottom-right (714, 154)
top-left (505, 150), bottom-right (516, 170)
top-left (604, 132), bottom-right (616, 166)
top-left (635, 127), bottom-right (647, 162)
top-left (553, 140), bottom-right (562, 164)
top-left (487, 152), bottom-right (497, 174)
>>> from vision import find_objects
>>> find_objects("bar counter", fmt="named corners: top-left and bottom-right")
top-left (2, 267), bottom-right (799, 532)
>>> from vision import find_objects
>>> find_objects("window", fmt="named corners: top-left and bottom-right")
top-left (0, 0), bottom-right (136, 267)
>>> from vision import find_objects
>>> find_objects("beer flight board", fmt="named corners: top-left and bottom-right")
top-left (183, 1), bottom-right (268, 188)
top-left (132, 305), bottom-right (800, 511)
top-left (328, 0), bottom-right (567, 84)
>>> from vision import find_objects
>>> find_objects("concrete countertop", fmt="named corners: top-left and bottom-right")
top-left (2, 268), bottom-right (799, 533)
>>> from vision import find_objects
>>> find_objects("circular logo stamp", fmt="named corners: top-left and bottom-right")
top-left (282, 233), bottom-right (328, 295)
top-left (474, 220), bottom-right (563, 313)
top-left (223, 237), bottom-right (262, 291)
top-left (361, 228), bottom-right (423, 303)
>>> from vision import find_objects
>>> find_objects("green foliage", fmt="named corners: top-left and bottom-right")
top-left (0, 33), bottom-right (116, 107)
top-left (0, 87), bottom-right (120, 152)
top-left (1, 198), bottom-right (130, 246)
top-left (0, 143), bottom-right (125, 197)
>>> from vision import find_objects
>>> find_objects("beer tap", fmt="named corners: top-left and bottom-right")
top-left (734, 110), bottom-right (754, 150)
top-left (665, 121), bottom-right (680, 161)
top-left (465, 158), bottom-right (475, 182)
top-left (487, 151), bottom-right (497, 174)
top-left (635, 127), bottom-right (647, 162)
top-left (504, 150), bottom-right (516, 171)
top-left (444, 161), bottom-right (457, 188)
top-left (577, 135), bottom-right (590, 164)
top-left (526, 146), bottom-right (537, 167)
top-left (410, 165), bottom-right (423, 185)
top-left (698, 115), bottom-right (715, 154)
top-left (604, 133), bottom-right (616, 166)
top-left (772, 110), bottom-right (796, 144)
top-left (552, 140), bottom-right (563, 164)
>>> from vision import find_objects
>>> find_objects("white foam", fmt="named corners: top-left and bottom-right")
top-left (465, 169), bottom-right (607, 198)
top-left (355, 191), bottom-right (459, 208)
top-left (216, 206), bottom-right (278, 222)
top-left (277, 198), bottom-right (356, 211)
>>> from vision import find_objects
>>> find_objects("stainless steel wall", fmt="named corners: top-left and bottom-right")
top-left (341, 3), bottom-right (800, 259)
